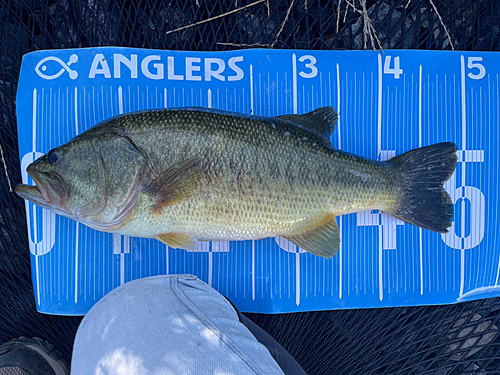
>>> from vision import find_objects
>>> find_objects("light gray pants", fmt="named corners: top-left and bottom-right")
top-left (71, 275), bottom-right (285, 374)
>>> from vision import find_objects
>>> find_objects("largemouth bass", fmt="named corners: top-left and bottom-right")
top-left (16, 107), bottom-right (457, 258)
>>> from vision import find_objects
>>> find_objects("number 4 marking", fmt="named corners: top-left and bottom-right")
top-left (384, 56), bottom-right (403, 79)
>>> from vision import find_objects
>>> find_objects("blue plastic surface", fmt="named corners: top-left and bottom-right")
top-left (16, 47), bottom-right (499, 315)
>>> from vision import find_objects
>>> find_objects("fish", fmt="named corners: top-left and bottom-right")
top-left (15, 106), bottom-right (457, 258)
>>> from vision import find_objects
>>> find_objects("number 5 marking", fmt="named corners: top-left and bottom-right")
top-left (298, 55), bottom-right (318, 78)
top-left (467, 57), bottom-right (486, 80)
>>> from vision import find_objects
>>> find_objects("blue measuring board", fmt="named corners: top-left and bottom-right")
top-left (16, 47), bottom-right (499, 315)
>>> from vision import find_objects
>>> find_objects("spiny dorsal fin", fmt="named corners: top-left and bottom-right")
top-left (144, 156), bottom-right (203, 212)
top-left (277, 106), bottom-right (338, 145)
top-left (283, 214), bottom-right (340, 258)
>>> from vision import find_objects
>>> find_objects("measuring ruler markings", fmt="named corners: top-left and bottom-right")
top-left (19, 49), bottom-right (494, 313)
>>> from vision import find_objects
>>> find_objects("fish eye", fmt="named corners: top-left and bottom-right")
top-left (47, 149), bottom-right (60, 164)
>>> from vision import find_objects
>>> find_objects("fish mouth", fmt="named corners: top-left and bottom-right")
top-left (15, 184), bottom-right (47, 205)
top-left (15, 166), bottom-right (70, 215)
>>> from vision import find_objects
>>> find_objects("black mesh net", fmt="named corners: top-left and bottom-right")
top-left (1, 0), bottom-right (499, 373)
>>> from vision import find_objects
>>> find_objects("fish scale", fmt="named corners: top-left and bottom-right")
top-left (117, 111), bottom-right (381, 232)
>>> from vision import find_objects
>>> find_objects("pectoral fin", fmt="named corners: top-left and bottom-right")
top-left (156, 233), bottom-right (198, 251)
top-left (144, 156), bottom-right (203, 211)
top-left (284, 215), bottom-right (340, 258)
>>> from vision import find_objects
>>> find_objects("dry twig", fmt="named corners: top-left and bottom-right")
top-left (345, 0), bottom-right (383, 51)
top-left (166, 0), bottom-right (266, 35)
top-left (343, 0), bottom-right (349, 23)
top-left (360, 0), bottom-right (383, 51)
top-left (271, 0), bottom-right (295, 48)
top-left (0, 144), bottom-right (13, 193)
top-left (336, 0), bottom-right (342, 33)
top-left (217, 42), bottom-right (271, 47)
top-left (360, 0), bottom-right (371, 49)
top-left (336, 0), bottom-right (352, 33)
top-left (428, 0), bottom-right (455, 50)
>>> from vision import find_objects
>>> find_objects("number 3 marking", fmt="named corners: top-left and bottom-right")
top-left (299, 55), bottom-right (318, 78)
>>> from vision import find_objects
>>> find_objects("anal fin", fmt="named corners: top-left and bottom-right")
top-left (284, 215), bottom-right (340, 259)
top-left (156, 233), bottom-right (198, 251)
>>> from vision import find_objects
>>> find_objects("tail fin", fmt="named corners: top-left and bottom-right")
top-left (389, 142), bottom-right (458, 233)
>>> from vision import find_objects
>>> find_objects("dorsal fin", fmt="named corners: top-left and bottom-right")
top-left (277, 106), bottom-right (338, 145)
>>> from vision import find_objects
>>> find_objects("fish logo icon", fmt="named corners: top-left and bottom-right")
top-left (35, 54), bottom-right (79, 80)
